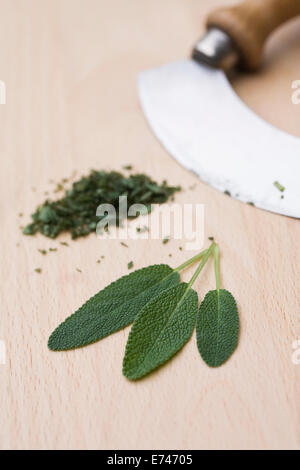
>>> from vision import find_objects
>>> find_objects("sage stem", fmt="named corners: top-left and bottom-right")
top-left (214, 244), bottom-right (220, 291)
top-left (174, 249), bottom-right (208, 273)
top-left (187, 242), bottom-right (215, 289)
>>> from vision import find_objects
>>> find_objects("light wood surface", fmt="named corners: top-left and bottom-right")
top-left (0, 0), bottom-right (300, 450)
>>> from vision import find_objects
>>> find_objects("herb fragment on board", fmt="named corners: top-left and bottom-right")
top-left (128, 261), bottom-right (134, 270)
top-left (23, 225), bottom-right (34, 235)
top-left (35, 268), bottom-right (42, 274)
top-left (54, 183), bottom-right (64, 193)
top-left (274, 181), bottom-right (285, 193)
top-left (76, 268), bottom-right (82, 273)
top-left (23, 170), bottom-right (180, 240)
top-left (136, 226), bottom-right (148, 233)
top-left (121, 242), bottom-right (128, 248)
top-left (123, 165), bottom-right (133, 170)
top-left (60, 242), bottom-right (69, 247)
top-left (224, 190), bottom-right (231, 197)
top-left (162, 236), bottom-right (170, 245)
top-left (49, 248), bottom-right (57, 252)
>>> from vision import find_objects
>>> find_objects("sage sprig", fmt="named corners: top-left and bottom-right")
top-left (48, 242), bottom-right (240, 379)
top-left (48, 250), bottom-right (207, 351)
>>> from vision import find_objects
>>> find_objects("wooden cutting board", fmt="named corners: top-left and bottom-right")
top-left (0, 0), bottom-right (299, 450)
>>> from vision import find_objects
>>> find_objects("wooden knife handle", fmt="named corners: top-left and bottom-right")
top-left (207, 0), bottom-right (300, 70)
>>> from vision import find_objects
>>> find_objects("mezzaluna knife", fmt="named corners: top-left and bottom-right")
top-left (138, 0), bottom-right (300, 217)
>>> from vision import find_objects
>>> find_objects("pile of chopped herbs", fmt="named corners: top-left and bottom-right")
top-left (23, 170), bottom-right (180, 239)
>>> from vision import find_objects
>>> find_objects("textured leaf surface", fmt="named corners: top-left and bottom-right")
top-left (48, 264), bottom-right (179, 351)
top-left (196, 289), bottom-right (239, 367)
top-left (123, 283), bottom-right (198, 380)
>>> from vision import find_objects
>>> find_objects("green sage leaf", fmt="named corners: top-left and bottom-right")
top-left (196, 289), bottom-right (239, 367)
top-left (48, 264), bottom-right (179, 351)
top-left (123, 283), bottom-right (198, 380)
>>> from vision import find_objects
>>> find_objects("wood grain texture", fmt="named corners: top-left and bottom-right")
top-left (0, 0), bottom-right (299, 450)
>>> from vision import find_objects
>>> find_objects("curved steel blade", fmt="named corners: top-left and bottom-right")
top-left (138, 60), bottom-right (300, 218)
